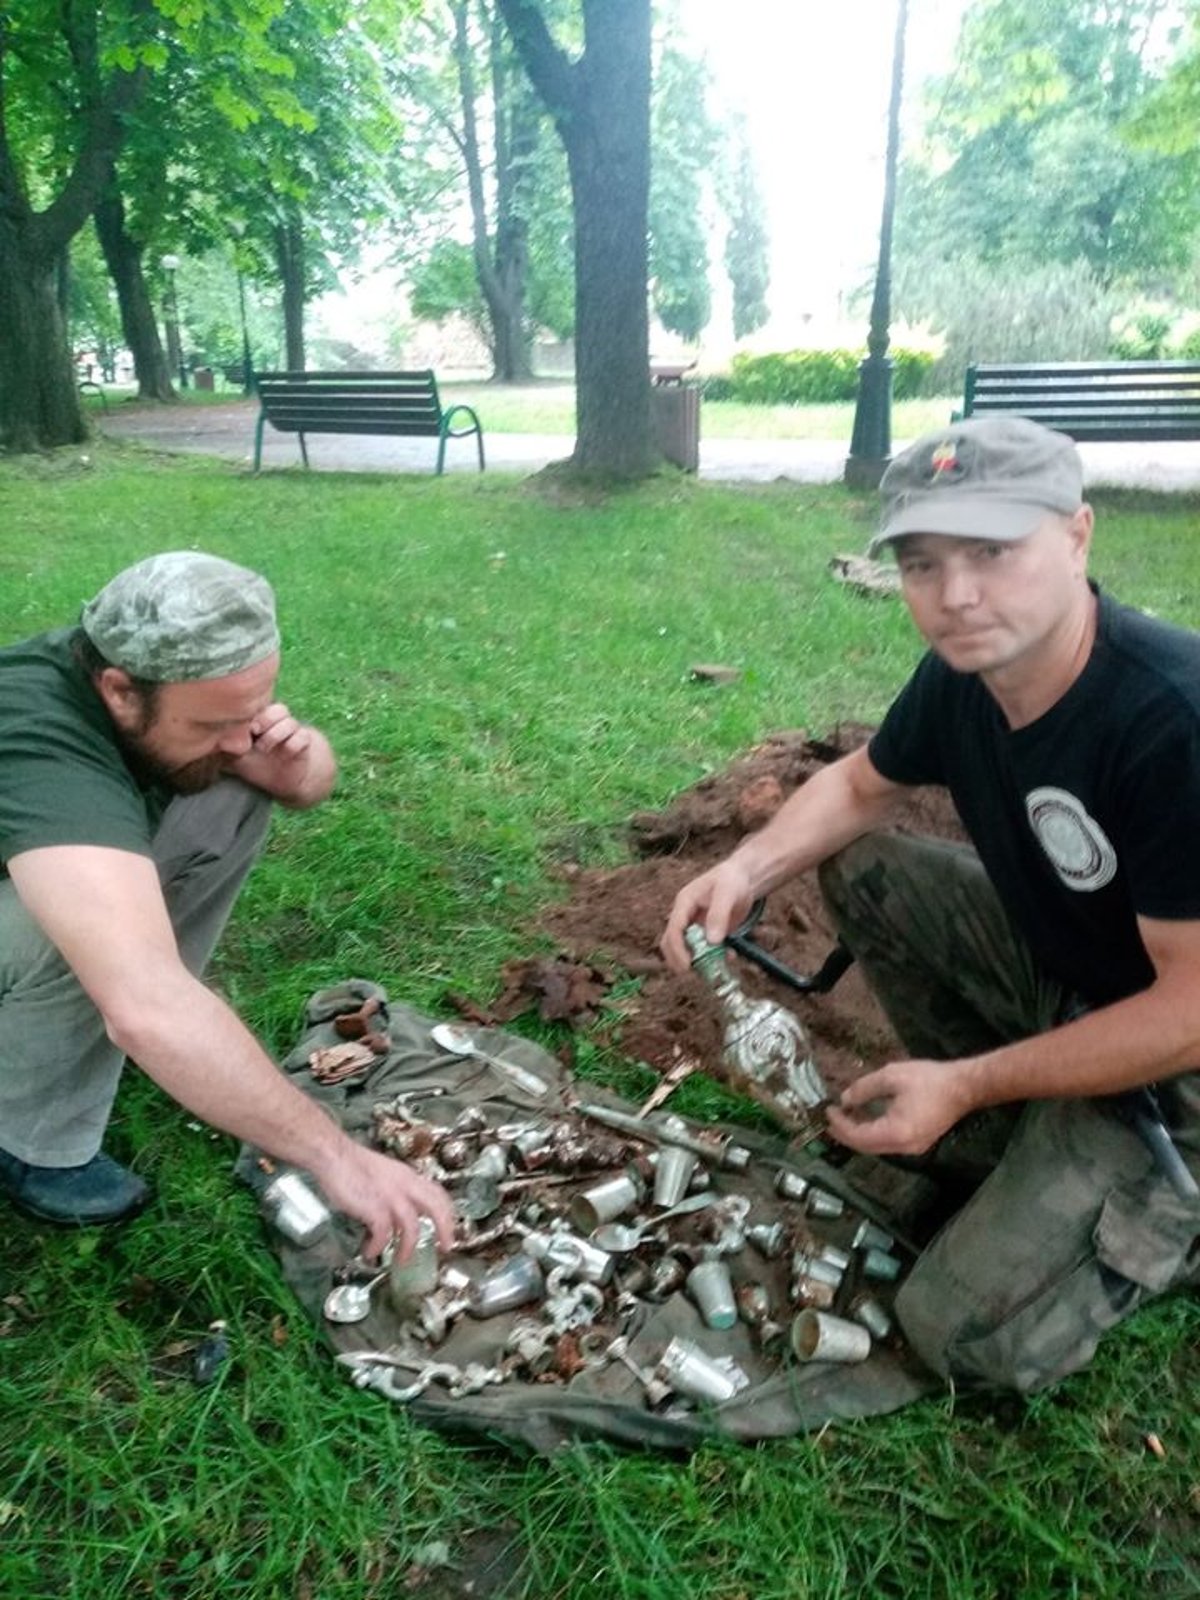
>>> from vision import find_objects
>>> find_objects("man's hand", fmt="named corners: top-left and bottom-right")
top-left (226, 703), bottom-right (336, 808)
top-left (661, 859), bottom-right (759, 973)
top-left (315, 1138), bottom-right (457, 1262)
top-left (825, 1059), bottom-right (976, 1157)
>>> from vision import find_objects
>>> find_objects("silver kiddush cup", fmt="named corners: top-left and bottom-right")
top-left (791, 1309), bottom-right (872, 1364)
top-left (686, 1258), bottom-right (738, 1331)
top-left (386, 1216), bottom-right (441, 1315)
top-left (654, 1337), bottom-right (748, 1404)
top-left (653, 1145), bottom-right (698, 1208)
top-left (568, 1168), bottom-right (645, 1233)
top-left (467, 1253), bottom-right (545, 1318)
top-left (261, 1172), bottom-right (332, 1247)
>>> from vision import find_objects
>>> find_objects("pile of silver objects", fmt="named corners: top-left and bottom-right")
top-left (283, 1085), bottom-right (911, 1415)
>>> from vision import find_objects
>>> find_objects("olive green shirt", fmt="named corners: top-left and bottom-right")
top-left (0, 627), bottom-right (168, 877)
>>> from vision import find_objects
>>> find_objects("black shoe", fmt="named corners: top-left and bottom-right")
top-left (0, 1147), bottom-right (151, 1225)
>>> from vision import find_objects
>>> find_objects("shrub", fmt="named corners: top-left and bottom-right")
top-left (707, 347), bottom-right (935, 406)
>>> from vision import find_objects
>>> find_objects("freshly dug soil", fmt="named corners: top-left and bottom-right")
top-left (530, 726), bottom-right (966, 1094)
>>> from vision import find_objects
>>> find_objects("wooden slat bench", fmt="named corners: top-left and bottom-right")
top-left (957, 361), bottom-right (1200, 441)
top-left (252, 370), bottom-right (485, 473)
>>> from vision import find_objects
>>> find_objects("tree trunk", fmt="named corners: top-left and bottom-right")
top-left (274, 217), bottom-right (306, 371)
top-left (0, 221), bottom-right (87, 451)
top-left (497, 0), bottom-right (653, 476)
top-left (93, 191), bottom-right (175, 401)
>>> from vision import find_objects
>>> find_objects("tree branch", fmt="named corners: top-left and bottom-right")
top-left (494, 0), bottom-right (575, 129)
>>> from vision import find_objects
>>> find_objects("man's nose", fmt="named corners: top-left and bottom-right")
top-left (940, 562), bottom-right (980, 609)
top-left (217, 724), bottom-right (256, 757)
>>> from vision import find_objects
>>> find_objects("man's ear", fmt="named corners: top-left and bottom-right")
top-left (1068, 503), bottom-right (1095, 571)
top-left (95, 666), bottom-right (143, 730)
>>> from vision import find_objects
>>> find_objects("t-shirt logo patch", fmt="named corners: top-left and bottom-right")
top-left (1025, 786), bottom-right (1117, 892)
top-left (925, 437), bottom-right (970, 485)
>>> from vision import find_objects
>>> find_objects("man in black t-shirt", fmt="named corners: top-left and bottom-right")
top-left (663, 417), bottom-right (1200, 1393)
top-left (0, 551), bottom-right (453, 1260)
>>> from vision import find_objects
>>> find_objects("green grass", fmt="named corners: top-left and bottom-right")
top-left (2, 443), bottom-right (1200, 1598)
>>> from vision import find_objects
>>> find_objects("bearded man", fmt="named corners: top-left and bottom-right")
top-left (0, 551), bottom-right (452, 1258)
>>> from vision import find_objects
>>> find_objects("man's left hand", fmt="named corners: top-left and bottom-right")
top-left (825, 1059), bottom-right (974, 1156)
top-left (227, 703), bottom-right (337, 808)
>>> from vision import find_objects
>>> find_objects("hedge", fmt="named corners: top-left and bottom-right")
top-left (703, 347), bottom-right (935, 405)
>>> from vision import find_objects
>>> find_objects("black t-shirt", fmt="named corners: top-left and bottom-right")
top-left (868, 589), bottom-right (1200, 1007)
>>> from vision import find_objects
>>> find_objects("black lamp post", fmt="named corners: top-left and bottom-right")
top-left (844, 0), bottom-right (909, 490)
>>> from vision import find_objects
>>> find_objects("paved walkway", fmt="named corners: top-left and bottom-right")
top-left (97, 398), bottom-right (1200, 491)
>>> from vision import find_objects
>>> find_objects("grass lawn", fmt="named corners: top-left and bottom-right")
top-left (2, 442), bottom-right (1199, 1598)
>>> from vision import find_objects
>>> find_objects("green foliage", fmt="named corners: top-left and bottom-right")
top-left (409, 239), bottom-right (489, 341)
top-left (891, 254), bottom-right (1119, 390)
top-left (1110, 308), bottom-right (1175, 360)
top-left (714, 347), bottom-right (935, 405)
top-left (720, 121), bottom-right (770, 341)
top-left (649, 42), bottom-right (716, 342)
top-left (900, 0), bottom-right (1200, 289)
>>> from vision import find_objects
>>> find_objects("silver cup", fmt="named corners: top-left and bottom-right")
top-left (653, 1146), bottom-right (697, 1208)
top-left (261, 1172), bottom-right (331, 1247)
top-left (791, 1273), bottom-right (836, 1309)
top-left (851, 1295), bottom-right (893, 1340)
top-left (467, 1253), bottom-right (545, 1318)
top-left (747, 1220), bottom-right (788, 1258)
top-left (863, 1248), bottom-right (903, 1282)
top-left (686, 1258), bottom-right (738, 1330)
top-left (853, 1218), bottom-right (895, 1253)
top-left (568, 1168), bottom-right (644, 1233)
top-left (385, 1216), bottom-right (441, 1315)
top-left (774, 1169), bottom-right (810, 1201)
top-left (654, 1337), bottom-right (747, 1403)
top-left (791, 1309), bottom-right (872, 1364)
top-left (806, 1188), bottom-right (845, 1220)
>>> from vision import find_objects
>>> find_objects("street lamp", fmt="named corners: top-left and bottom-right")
top-left (160, 253), bottom-right (188, 389)
top-left (844, 0), bottom-right (909, 490)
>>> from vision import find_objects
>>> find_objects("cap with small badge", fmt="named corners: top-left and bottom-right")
top-left (869, 415), bottom-right (1084, 557)
top-left (80, 551), bottom-right (280, 683)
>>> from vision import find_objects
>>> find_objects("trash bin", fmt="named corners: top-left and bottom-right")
top-left (650, 382), bottom-right (701, 472)
top-left (193, 366), bottom-right (214, 391)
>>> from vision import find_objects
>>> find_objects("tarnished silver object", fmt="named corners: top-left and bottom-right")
top-left (853, 1219), bottom-right (895, 1253)
top-left (686, 1258), bottom-right (738, 1330)
top-left (653, 1145), bottom-right (697, 1207)
top-left (261, 1172), bottom-right (332, 1247)
top-left (645, 1254), bottom-right (688, 1300)
top-left (735, 1283), bottom-right (773, 1327)
top-left (774, 1169), bottom-right (810, 1202)
top-left (463, 1143), bottom-right (509, 1182)
top-left (323, 1270), bottom-right (387, 1324)
top-left (791, 1309), bottom-right (871, 1364)
top-left (654, 1337), bottom-right (750, 1404)
top-left (747, 1221), bottom-right (788, 1258)
top-left (467, 1253), bottom-right (545, 1318)
top-left (521, 1229), bottom-right (615, 1286)
top-left (606, 1335), bottom-right (673, 1406)
top-left (576, 1102), bottom-right (747, 1171)
top-left (386, 1217), bottom-right (441, 1316)
top-left (851, 1295), bottom-right (893, 1340)
top-left (590, 1191), bottom-right (715, 1253)
top-left (568, 1168), bottom-right (645, 1233)
top-left (791, 1274), bottom-right (836, 1309)
top-left (684, 924), bottom-right (829, 1144)
top-left (806, 1188), bottom-right (845, 1220)
top-left (430, 1022), bottom-right (550, 1099)
top-left (862, 1248), bottom-right (903, 1283)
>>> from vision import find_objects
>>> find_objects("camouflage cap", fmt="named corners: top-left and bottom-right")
top-left (80, 551), bottom-right (280, 682)
top-left (869, 415), bottom-right (1083, 557)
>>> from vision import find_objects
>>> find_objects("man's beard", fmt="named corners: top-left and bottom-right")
top-left (116, 724), bottom-right (230, 795)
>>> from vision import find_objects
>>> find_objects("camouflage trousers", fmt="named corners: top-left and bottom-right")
top-left (818, 832), bottom-right (1200, 1394)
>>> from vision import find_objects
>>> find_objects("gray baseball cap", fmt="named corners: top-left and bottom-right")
top-left (80, 551), bottom-right (280, 682)
top-left (869, 415), bottom-right (1083, 557)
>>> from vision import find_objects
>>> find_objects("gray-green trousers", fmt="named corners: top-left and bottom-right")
top-left (819, 833), bottom-right (1200, 1393)
top-left (0, 780), bottom-right (271, 1167)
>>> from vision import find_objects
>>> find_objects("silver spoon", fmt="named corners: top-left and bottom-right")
top-left (590, 1191), bottom-right (717, 1253)
top-left (323, 1270), bottom-right (388, 1324)
top-left (429, 1022), bottom-right (549, 1099)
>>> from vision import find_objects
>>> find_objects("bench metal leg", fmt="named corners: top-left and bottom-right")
top-left (298, 432), bottom-right (310, 469)
top-left (253, 410), bottom-right (266, 473)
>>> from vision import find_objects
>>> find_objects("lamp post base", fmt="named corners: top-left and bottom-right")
top-left (844, 355), bottom-right (893, 489)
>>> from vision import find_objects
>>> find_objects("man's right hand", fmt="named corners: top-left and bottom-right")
top-left (661, 858), bottom-right (759, 973)
top-left (314, 1137), bottom-right (457, 1262)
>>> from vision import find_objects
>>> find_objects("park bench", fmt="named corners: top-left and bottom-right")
top-left (957, 360), bottom-right (1200, 441)
top-left (252, 370), bottom-right (485, 473)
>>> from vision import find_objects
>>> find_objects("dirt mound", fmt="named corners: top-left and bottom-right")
top-left (528, 727), bottom-right (965, 1093)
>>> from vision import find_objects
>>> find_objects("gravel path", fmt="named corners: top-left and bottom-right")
top-left (97, 397), bottom-right (1200, 491)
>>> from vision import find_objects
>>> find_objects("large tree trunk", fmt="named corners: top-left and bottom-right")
top-left (274, 217), bottom-right (306, 370)
top-left (93, 190), bottom-right (175, 401)
top-left (497, 0), bottom-right (654, 475)
top-left (0, 221), bottom-right (87, 451)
